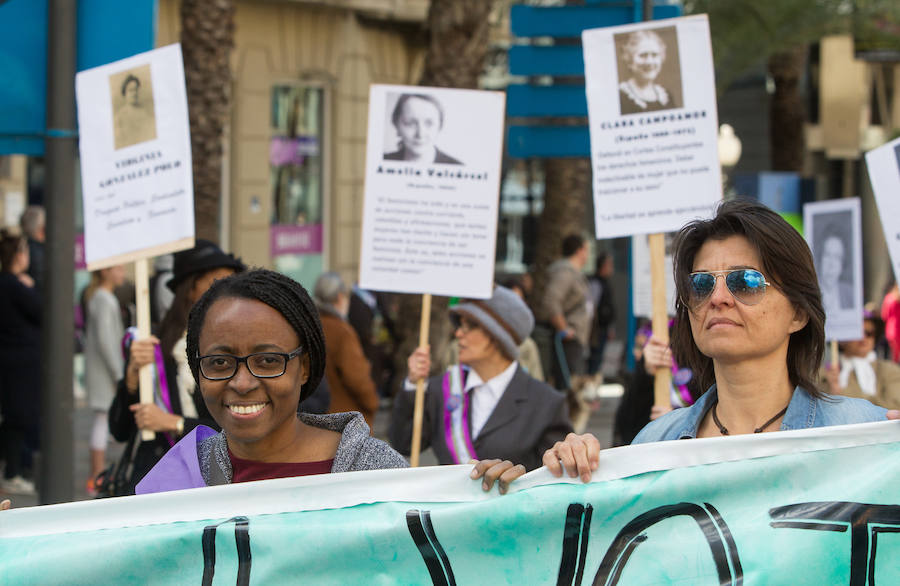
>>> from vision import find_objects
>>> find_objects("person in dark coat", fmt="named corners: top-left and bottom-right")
top-left (0, 230), bottom-right (41, 494)
top-left (391, 285), bottom-right (572, 471)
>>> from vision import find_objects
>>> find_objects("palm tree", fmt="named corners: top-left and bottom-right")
top-left (686, 0), bottom-right (900, 171)
top-left (180, 0), bottom-right (235, 242)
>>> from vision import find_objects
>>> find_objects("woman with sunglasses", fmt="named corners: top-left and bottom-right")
top-left (824, 311), bottom-right (900, 411)
top-left (392, 285), bottom-right (572, 474)
top-left (134, 269), bottom-right (516, 494)
top-left (543, 199), bottom-right (898, 482)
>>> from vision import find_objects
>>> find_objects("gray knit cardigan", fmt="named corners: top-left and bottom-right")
top-left (198, 411), bottom-right (409, 485)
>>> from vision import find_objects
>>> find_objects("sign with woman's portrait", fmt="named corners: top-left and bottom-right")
top-left (865, 136), bottom-right (900, 284)
top-left (360, 85), bottom-right (505, 299)
top-left (76, 44), bottom-right (194, 269)
top-left (803, 198), bottom-right (863, 341)
top-left (614, 26), bottom-right (683, 116)
top-left (109, 64), bottom-right (157, 150)
top-left (583, 15), bottom-right (721, 239)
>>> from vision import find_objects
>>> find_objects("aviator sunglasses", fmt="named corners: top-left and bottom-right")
top-left (688, 269), bottom-right (771, 306)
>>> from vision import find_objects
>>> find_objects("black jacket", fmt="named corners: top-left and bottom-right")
top-left (390, 365), bottom-right (572, 471)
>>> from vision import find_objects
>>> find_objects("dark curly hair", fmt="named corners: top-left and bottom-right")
top-left (185, 269), bottom-right (326, 403)
top-left (670, 198), bottom-right (826, 398)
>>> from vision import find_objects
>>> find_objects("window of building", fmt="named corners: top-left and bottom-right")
top-left (269, 85), bottom-right (326, 285)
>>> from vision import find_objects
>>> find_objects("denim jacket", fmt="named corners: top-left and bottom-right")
top-left (633, 385), bottom-right (888, 444)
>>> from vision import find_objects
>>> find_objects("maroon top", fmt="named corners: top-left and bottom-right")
top-left (229, 450), bottom-right (334, 484)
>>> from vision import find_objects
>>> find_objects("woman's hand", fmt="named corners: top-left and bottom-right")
top-left (17, 273), bottom-right (34, 288)
top-left (1, 499), bottom-right (10, 511)
top-left (129, 403), bottom-right (181, 432)
top-left (543, 432), bottom-right (601, 483)
top-left (125, 336), bottom-right (160, 393)
top-left (642, 336), bottom-right (671, 375)
top-left (469, 459), bottom-right (526, 495)
top-left (888, 410), bottom-right (899, 420)
top-left (407, 345), bottom-right (431, 384)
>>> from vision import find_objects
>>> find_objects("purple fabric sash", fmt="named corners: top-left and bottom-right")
top-left (153, 345), bottom-right (176, 448)
top-left (135, 425), bottom-right (218, 494)
top-left (441, 365), bottom-right (477, 465)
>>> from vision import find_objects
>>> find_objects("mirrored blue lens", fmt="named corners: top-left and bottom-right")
top-left (689, 273), bottom-right (716, 300)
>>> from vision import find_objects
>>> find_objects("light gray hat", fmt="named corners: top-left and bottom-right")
top-left (450, 285), bottom-right (535, 360)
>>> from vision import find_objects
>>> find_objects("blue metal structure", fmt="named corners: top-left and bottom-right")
top-left (0, 0), bottom-right (157, 155)
top-left (506, 1), bottom-right (683, 159)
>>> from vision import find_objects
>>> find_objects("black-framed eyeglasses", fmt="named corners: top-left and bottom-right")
top-left (450, 313), bottom-right (480, 334)
top-left (198, 347), bottom-right (305, 380)
top-left (688, 269), bottom-right (771, 307)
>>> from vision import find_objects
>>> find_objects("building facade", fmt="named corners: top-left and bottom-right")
top-left (158, 0), bottom-right (428, 286)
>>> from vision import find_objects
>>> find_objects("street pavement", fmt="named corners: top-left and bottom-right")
top-left (6, 393), bottom-right (620, 508)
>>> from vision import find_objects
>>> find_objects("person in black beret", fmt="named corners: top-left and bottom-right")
top-left (104, 240), bottom-right (246, 495)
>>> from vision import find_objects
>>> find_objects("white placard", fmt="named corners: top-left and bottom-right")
top-left (76, 43), bottom-right (194, 270)
top-left (583, 15), bottom-right (721, 239)
top-left (632, 233), bottom-right (676, 318)
top-left (359, 85), bottom-right (505, 299)
top-left (865, 136), bottom-right (900, 282)
top-left (803, 198), bottom-right (863, 341)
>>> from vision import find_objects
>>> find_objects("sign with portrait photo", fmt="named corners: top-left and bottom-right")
top-left (803, 198), bottom-right (864, 341)
top-left (76, 43), bottom-right (194, 269)
top-left (583, 15), bottom-right (721, 239)
top-left (359, 85), bottom-right (506, 299)
top-left (865, 136), bottom-right (900, 282)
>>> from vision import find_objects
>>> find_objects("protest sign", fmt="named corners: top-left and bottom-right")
top-left (804, 198), bottom-right (863, 342)
top-left (3, 422), bottom-right (898, 584)
top-left (76, 43), bottom-right (194, 270)
top-left (583, 15), bottom-right (721, 239)
top-left (865, 136), bottom-right (900, 281)
top-left (359, 85), bottom-right (506, 300)
top-left (631, 232), bottom-right (675, 318)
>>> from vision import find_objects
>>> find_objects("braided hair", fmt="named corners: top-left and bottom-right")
top-left (185, 269), bottom-right (326, 402)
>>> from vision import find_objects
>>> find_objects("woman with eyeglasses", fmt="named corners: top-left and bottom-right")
top-left (135, 270), bottom-right (516, 494)
top-left (391, 285), bottom-right (572, 480)
top-left (824, 311), bottom-right (900, 411)
top-left (543, 199), bottom-right (899, 482)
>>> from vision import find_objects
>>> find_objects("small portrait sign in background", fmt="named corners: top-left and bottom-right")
top-left (360, 85), bottom-right (505, 299)
top-left (583, 15), bottom-right (721, 239)
top-left (804, 198), bottom-right (863, 341)
top-left (76, 43), bottom-right (194, 269)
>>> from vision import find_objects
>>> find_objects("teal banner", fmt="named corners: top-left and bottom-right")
top-left (2, 422), bottom-right (899, 584)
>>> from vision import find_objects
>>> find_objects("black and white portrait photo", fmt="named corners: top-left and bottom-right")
top-left (814, 215), bottom-right (854, 313)
top-left (804, 198), bottom-right (863, 340)
top-left (383, 93), bottom-right (463, 165)
top-left (614, 26), bottom-right (683, 116)
top-left (109, 64), bottom-right (157, 150)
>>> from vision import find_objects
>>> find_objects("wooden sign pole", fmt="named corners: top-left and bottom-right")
top-left (409, 293), bottom-right (432, 467)
top-left (134, 258), bottom-right (156, 441)
top-left (648, 233), bottom-right (671, 407)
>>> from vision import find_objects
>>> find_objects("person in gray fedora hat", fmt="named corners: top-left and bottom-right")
top-left (390, 285), bottom-right (573, 471)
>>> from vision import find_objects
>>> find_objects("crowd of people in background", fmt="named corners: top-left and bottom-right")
top-left (1, 198), bottom-right (898, 503)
